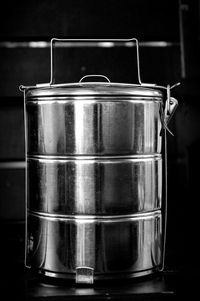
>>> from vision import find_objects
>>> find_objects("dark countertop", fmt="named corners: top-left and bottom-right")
top-left (1, 268), bottom-right (180, 300)
top-left (0, 221), bottom-right (197, 300)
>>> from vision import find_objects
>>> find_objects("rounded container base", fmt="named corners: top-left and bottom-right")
top-left (35, 267), bottom-right (160, 284)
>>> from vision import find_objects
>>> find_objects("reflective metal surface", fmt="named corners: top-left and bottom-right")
top-left (26, 97), bottom-right (162, 155)
top-left (24, 82), bottom-right (164, 97)
top-left (24, 84), bottom-right (166, 283)
top-left (26, 211), bottom-right (162, 280)
top-left (27, 156), bottom-right (162, 215)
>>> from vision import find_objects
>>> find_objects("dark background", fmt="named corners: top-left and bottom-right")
top-left (0, 0), bottom-right (199, 298)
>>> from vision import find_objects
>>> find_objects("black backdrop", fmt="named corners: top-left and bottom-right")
top-left (0, 0), bottom-right (199, 292)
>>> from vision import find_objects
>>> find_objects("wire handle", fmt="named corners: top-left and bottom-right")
top-left (50, 38), bottom-right (143, 85)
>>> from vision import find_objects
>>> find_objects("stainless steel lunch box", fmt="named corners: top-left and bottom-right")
top-left (20, 38), bottom-right (178, 284)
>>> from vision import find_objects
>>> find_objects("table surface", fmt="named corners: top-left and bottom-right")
top-left (0, 221), bottom-right (197, 300)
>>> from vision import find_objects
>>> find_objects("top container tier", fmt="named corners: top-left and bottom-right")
top-left (25, 83), bottom-right (163, 156)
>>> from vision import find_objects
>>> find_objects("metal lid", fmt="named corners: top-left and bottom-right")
top-left (22, 82), bottom-right (163, 99)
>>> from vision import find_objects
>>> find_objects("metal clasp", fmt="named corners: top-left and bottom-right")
top-left (164, 84), bottom-right (179, 124)
top-left (162, 83), bottom-right (179, 136)
top-left (75, 267), bottom-right (94, 284)
top-left (165, 97), bottom-right (178, 125)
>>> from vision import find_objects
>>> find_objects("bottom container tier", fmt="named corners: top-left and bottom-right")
top-left (26, 211), bottom-right (162, 283)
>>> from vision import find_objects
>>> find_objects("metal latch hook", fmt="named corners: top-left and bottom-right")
top-left (163, 84), bottom-right (179, 136)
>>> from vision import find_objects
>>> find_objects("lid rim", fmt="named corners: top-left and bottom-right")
top-left (24, 82), bottom-right (163, 98)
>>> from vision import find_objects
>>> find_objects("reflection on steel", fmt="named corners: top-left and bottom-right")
top-left (22, 41), bottom-right (179, 283)
top-left (0, 41), bottom-right (179, 48)
top-left (26, 211), bottom-right (162, 280)
top-left (27, 156), bottom-right (162, 215)
top-left (26, 97), bottom-right (163, 155)
top-left (24, 86), bottom-right (166, 282)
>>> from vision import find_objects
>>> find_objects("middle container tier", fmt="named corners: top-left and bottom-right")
top-left (27, 155), bottom-right (162, 216)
